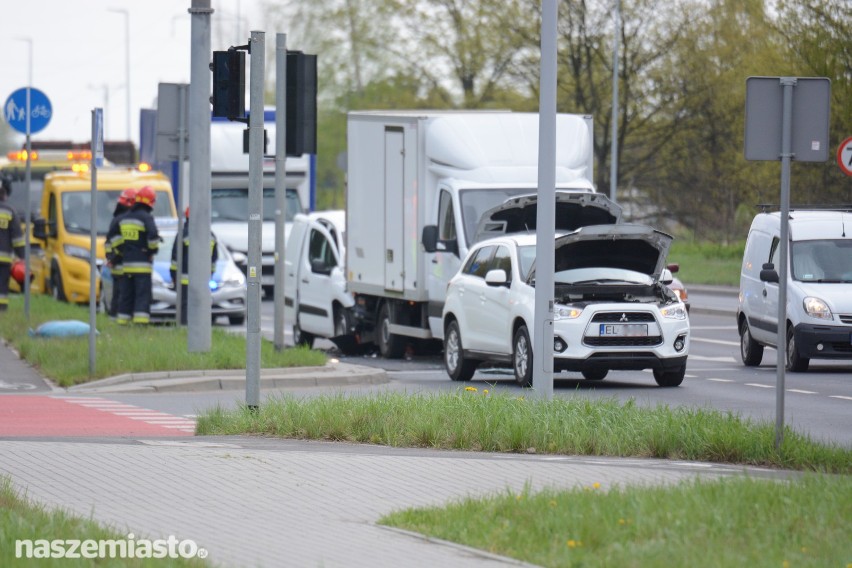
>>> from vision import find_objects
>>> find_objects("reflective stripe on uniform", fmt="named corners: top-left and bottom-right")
top-left (123, 262), bottom-right (152, 274)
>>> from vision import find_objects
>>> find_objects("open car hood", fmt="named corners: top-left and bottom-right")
top-left (474, 191), bottom-right (622, 243)
top-left (530, 224), bottom-right (673, 282)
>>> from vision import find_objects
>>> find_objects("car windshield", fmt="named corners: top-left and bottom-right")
top-left (62, 190), bottom-right (173, 235)
top-left (555, 267), bottom-right (653, 286)
top-left (211, 187), bottom-right (302, 223)
top-left (155, 230), bottom-right (230, 263)
top-left (458, 188), bottom-right (540, 246)
top-left (791, 239), bottom-right (852, 283)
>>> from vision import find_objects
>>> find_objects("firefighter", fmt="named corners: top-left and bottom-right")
top-left (106, 186), bottom-right (160, 324)
top-left (0, 175), bottom-right (25, 312)
top-left (104, 188), bottom-right (136, 317)
top-left (170, 207), bottom-right (218, 325)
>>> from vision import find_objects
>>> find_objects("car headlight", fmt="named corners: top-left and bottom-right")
top-left (554, 304), bottom-right (582, 320)
top-left (64, 244), bottom-right (91, 262)
top-left (803, 296), bottom-right (832, 320)
top-left (661, 305), bottom-right (687, 320)
top-left (151, 270), bottom-right (167, 289)
top-left (219, 264), bottom-right (246, 289)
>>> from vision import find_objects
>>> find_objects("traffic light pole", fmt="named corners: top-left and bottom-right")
top-left (246, 30), bottom-right (265, 410)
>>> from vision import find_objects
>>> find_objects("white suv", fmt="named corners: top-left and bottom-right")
top-left (442, 225), bottom-right (690, 387)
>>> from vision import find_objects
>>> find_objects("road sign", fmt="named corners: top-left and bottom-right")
top-left (4, 87), bottom-right (52, 134)
top-left (838, 137), bottom-right (852, 177)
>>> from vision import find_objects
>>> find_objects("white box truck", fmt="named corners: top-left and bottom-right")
top-left (345, 110), bottom-right (612, 358)
top-left (210, 112), bottom-right (314, 296)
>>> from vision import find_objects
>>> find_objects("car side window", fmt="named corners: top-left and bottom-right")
top-left (463, 246), bottom-right (495, 278)
top-left (308, 229), bottom-right (336, 268)
top-left (768, 237), bottom-right (780, 268)
top-left (492, 245), bottom-right (512, 283)
top-left (438, 190), bottom-right (456, 241)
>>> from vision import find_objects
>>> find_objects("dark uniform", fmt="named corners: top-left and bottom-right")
top-left (104, 188), bottom-right (136, 317)
top-left (0, 177), bottom-right (25, 311)
top-left (170, 216), bottom-right (218, 325)
top-left (106, 188), bottom-right (160, 324)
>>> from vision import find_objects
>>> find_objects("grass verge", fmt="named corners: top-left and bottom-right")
top-left (1, 477), bottom-right (206, 567)
top-left (196, 391), bottom-right (852, 473)
top-left (669, 240), bottom-right (745, 286)
top-left (379, 474), bottom-right (852, 568)
top-left (0, 295), bottom-right (326, 386)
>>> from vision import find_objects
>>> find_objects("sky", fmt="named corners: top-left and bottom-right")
top-left (1, 0), bottom-right (267, 148)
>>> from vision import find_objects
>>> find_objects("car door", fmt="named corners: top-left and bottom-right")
top-left (757, 236), bottom-right (781, 343)
top-left (298, 224), bottom-right (341, 337)
top-left (455, 245), bottom-right (495, 351)
top-left (426, 188), bottom-right (464, 339)
top-left (478, 244), bottom-right (513, 354)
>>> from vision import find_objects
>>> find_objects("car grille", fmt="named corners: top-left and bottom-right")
top-left (838, 314), bottom-right (852, 325)
top-left (591, 312), bottom-right (656, 323)
top-left (829, 342), bottom-right (852, 353)
top-left (585, 336), bottom-right (663, 347)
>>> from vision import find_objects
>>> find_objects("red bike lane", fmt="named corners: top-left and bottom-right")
top-left (0, 396), bottom-right (195, 437)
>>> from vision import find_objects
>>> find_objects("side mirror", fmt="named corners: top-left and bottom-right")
top-left (484, 269), bottom-right (509, 287)
top-left (422, 225), bottom-right (438, 253)
top-left (231, 251), bottom-right (247, 265)
top-left (33, 218), bottom-right (47, 240)
top-left (660, 268), bottom-right (674, 285)
top-left (311, 258), bottom-right (332, 276)
top-left (666, 262), bottom-right (680, 274)
top-left (760, 262), bottom-right (779, 283)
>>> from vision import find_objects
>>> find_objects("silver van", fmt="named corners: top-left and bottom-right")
top-left (737, 209), bottom-right (852, 371)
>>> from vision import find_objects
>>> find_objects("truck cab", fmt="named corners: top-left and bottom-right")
top-left (33, 167), bottom-right (177, 304)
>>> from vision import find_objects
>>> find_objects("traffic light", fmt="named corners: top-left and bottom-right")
top-left (286, 51), bottom-right (317, 156)
top-left (211, 49), bottom-right (246, 120)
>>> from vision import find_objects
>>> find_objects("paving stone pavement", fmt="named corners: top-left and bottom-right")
top-left (0, 437), bottom-right (766, 567)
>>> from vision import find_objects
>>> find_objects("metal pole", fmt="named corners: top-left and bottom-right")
top-left (22, 37), bottom-right (32, 323)
top-left (533, 0), bottom-right (557, 400)
top-left (89, 109), bottom-right (100, 378)
top-left (246, 30), bottom-right (265, 409)
top-left (609, 0), bottom-right (620, 202)
top-left (187, 0), bottom-right (214, 351)
top-left (274, 33), bottom-right (287, 350)
top-left (775, 77), bottom-right (795, 450)
top-left (175, 84), bottom-right (187, 326)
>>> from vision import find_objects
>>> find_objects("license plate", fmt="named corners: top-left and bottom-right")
top-left (599, 324), bottom-right (649, 337)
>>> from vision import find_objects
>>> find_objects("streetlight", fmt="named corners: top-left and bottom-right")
top-left (88, 84), bottom-right (110, 137)
top-left (108, 8), bottom-right (130, 141)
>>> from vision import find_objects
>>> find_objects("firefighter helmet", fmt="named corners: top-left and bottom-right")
top-left (135, 186), bottom-right (157, 207)
top-left (118, 188), bottom-right (137, 207)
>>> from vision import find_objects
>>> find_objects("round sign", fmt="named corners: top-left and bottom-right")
top-left (4, 87), bottom-right (52, 134)
top-left (838, 136), bottom-right (852, 177)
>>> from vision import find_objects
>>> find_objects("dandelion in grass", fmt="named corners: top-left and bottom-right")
top-left (618, 518), bottom-right (626, 525)
top-left (566, 540), bottom-right (583, 549)
top-left (592, 482), bottom-right (601, 489)
top-left (465, 386), bottom-right (478, 392)
top-left (483, 389), bottom-right (489, 395)
top-left (549, 500), bottom-right (557, 508)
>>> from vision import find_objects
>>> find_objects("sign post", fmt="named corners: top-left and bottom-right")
top-left (90, 108), bottom-right (104, 377)
top-left (4, 86), bottom-right (51, 322)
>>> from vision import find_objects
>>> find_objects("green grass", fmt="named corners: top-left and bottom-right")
top-left (669, 240), bottom-right (745, 286)
top-left (380, 474), bottom-right (852, 568)
top-left (0, 295), bottom-right (326, 386)
top-left (196, 391), bottom-right (852, 473)
top-left (1, 477), bottom-right (207, 567)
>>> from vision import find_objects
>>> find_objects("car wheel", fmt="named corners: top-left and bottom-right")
top-left (377, 302), bottom-right (406, 359)
top-left (582, 369), bottom-right (608, 381)
top-left (653, 365), bottom-right (685, 387)
top-left (739, 320), bottom-right (764, 366)
top-left (513, 325), bottom-right (533, 388)
top-left (229, 315), bottom-right (245, 325)
top-left (333, 308), bottom-right (350, 337)
top-left (50, 267), bottom-right (66, 302)
top-left (444, 320), bottom-right (477, 381)
top-left (293, 322), bottom-right (314, 349)
top-left (786, 325), bottom-right (809, 372)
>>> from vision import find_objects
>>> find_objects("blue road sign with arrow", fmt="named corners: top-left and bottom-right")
top-left (4, 87), bottom-right (52, 134)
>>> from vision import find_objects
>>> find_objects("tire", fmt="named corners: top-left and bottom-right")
top-left (50, 267), bottom-right (67, 302)
top-left (229, 315), bottom-right (245, 325)
top-left (293, 322), bottom-right (315, 349)
top-left (582, 369), bottom-right (608, 381)
top-left (513, 325), bottom-right (533, 388)
top-left (739, 319), bottom-right (764, 366)
top-left (333, 308), bottom-right (350, 337)
top-left (377, 302), bottom-right (406, 359)
top-left (653, 364), bottom-right (686, 387)
top-left (443, 320), bottom-right (477, 381)
top-left (786, 325), bottom-right (809, 372)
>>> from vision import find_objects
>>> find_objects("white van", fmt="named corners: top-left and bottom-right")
top-left (284, 210), bottom-right (358, 352)
top-left (737, 209), bottom-right (852, 371)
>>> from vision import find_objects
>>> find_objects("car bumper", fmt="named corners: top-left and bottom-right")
top-left (150, 286), bottom-right (246, 321)
top-left (793, 322), bottom-right (852, 359)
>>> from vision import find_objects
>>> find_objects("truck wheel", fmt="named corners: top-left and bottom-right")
top-left (293, 322), bottom-right (314, 349)
top-left (739, 320), bottom-right (764, 366)
top-left (333, 308), bottom-right (350, 337)
top-left (786, 325), bottom-right (809, 372)
top-left (653, 365), bottom-right (685, 387)
top-left (444, 320), bottom-right (477, 381)
top-left (513, 325), bottom-right (533, 388)
top-left (50, 268), bottom-right (67, 302)
top-left (377, 302), bottom-right (405, 359)
top-left (582, 369), bottom-right (608, 381)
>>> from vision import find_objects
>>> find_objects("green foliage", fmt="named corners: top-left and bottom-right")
top-left (196, 391), bottom-right (852, 473)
